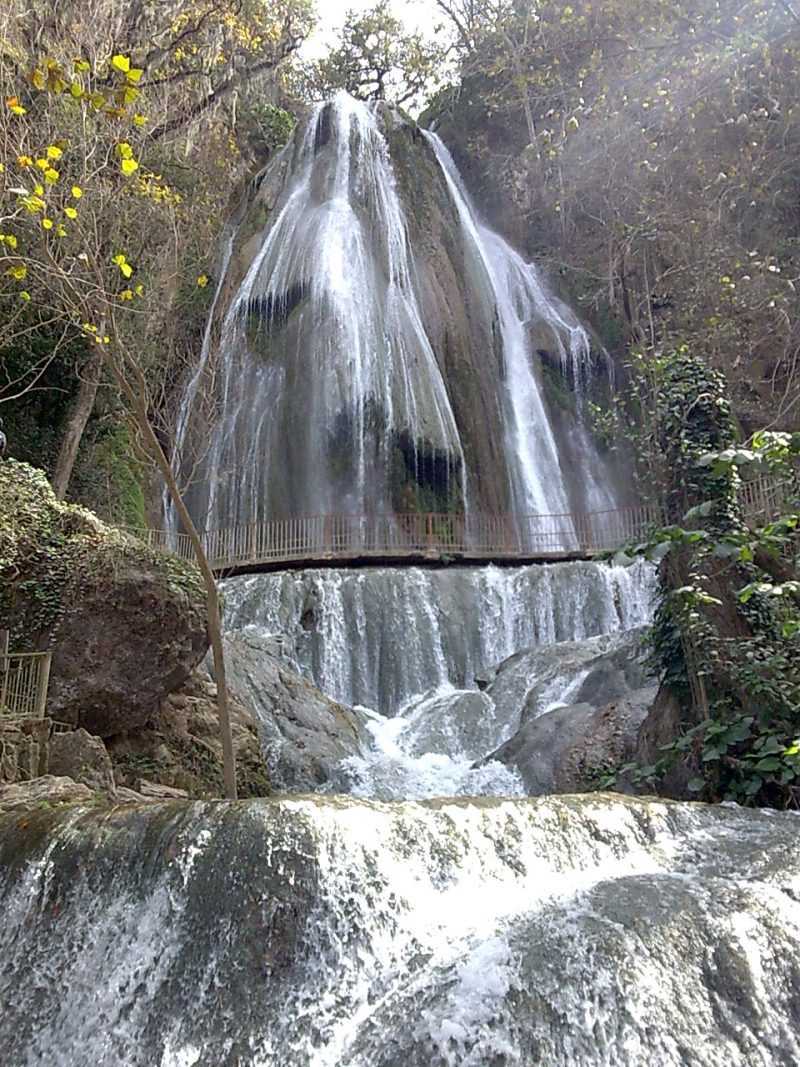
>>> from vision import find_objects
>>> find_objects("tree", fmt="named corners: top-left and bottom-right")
top-left (0, 44), bottom-right (262, 799)
top-left (303, 1), bottom-right (446, 106)
top-left (1, 0), bottom-right (313, 497)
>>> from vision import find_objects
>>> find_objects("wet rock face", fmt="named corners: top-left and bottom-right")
top-left (1, 795), bottom-right (799, 1066)
top-left (489, 687), bottom-right (657, 796)
top-left (483, 629), bottom-right (657, 795)
top-left (223, 630), bottom-right (371, 792)
top-left (0, 460), bottom-right (208, 737)
top-left (487, 627), bottom-right (654, 736)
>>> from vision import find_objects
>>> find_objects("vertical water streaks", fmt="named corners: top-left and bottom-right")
top-left (222, 560), bottom-right (656, 713)
top-left (173, 94), bottom-right (619, 533)
top-left (178, 93), bottom-right (467, 530)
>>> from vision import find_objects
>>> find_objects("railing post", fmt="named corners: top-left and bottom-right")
top-left (0, 628), bottom-right (8, 712)
top-left (34, 652), bottom-right (52, 720)
top-left (426, 513), bottom-right (434, 549)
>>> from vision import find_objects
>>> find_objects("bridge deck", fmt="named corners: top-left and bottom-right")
top-left (124, 506), bottom-right (667, 576)
top-left (121, 476), bottom-right (791, 576)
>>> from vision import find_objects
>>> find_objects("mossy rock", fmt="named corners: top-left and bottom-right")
top-left (0, 460), bottom-right (208, 737)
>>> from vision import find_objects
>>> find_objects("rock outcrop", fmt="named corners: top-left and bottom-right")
top-left (223, 629), bottom-right (371, 792)
top-left (484, 628), bottom-right (658, 794)
top-left (0, 460), bottom-right (209, 736)
top-left (0, 774), bottom-right (94, 813)
top-left (48, 728), bottom-right (116, 794)
top-left (107, 664), bottom-right (271, 799)
top-left (489, 687), bottom-right (657, 795)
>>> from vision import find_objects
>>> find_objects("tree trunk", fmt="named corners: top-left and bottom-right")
top-left (100, 348), bottom-right (238, 799)
top-left (52, 349), bottom-right (102, 500)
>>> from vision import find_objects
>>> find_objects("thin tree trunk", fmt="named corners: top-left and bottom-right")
top-left (100, 348), bottom-right (238, 799)
top-left (52, 348), bottom-right (102, 499)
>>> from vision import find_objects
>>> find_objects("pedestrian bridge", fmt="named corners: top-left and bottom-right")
top-left (126, 505), bottom-right (668, 576)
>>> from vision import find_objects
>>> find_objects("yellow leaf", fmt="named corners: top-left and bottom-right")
top-left (31, 69), bottom-right (46, 91)
top-left (69, 81), bottom-right (83, 99)
top-left (5, 234), bottom-right (17, 249)
top-left (71, 185), bottom-right (83, 198)
top-left (74, 59), bottom-right (91, 73)
top-left (122, 86), bottom-right (140, 106)
top-left (6, 96), bottom-right (27, 116)
top-left (127, 68), bottom-right (144, 84)
top-left (33, 183), bottom-right (44, 195)
top-left (19, 291), bottom-right (31, 301)
top-left (112, 253), bottom-right (134, 278)
top-left (7, 265), bottom-right (27, 279)
top-left (111, 54), bottom-right (131, 74)
top-left (133, 113), bottom-right (148, 127)
top-left (46, 145), bottom-right (63, 160)
top-left (116, 141), bottom-right (133, 159)
top-left (134, 283), bottom-right (144, 296)
top-left (64, 206), bottom-right (78, 219)
top-left (56, 224), bottom-right (66, 237)
top-left (17, 155), bottom-right (33, 167)
top-left (120, 158), bottom-right (139, 176)
top-left (42, 218), bottom-right (53, 230)
top-left (196, 274), bottom-right (209, 288)
top-left (36, 158), bottom-right (49, 170)
top-left (120, 289), bottom-right (134, 300)
top-left (44, 168), bottom-right (59, 184)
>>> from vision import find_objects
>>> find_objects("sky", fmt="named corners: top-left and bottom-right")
top-left (303, 0), bottom-right (441, 58)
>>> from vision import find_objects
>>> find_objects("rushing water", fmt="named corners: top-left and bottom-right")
top-left (174, 93), bottom-right (617, 531)
top-left (6, 92), bottom-right (793, 1067)
top-left (2, 796), bottom-right (799, 1066)
top-left (223, 560), bottom-right (655, 713)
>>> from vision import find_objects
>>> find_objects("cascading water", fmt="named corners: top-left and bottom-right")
top-left (174, 93), bottom-right (623, 529)
top-left (3, 797), bottom-right (799, 1066)
top-left (424, 132), bottom-right (616, 517)
top-left (223, 559), bottom-right (655, 713)
top-left (8, 95), bottom-right (789, 1067)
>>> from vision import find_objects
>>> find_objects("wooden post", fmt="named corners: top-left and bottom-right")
top-left (0, 629), bottom-right (8, 712)
top-left (35, 652), bottom-right (52, 720)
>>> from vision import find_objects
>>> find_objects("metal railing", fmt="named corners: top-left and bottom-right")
top-left (121, 503), bottom-right (667, 572)
top-left (117, 476), bottom-right (796, 575)
top-left (0, 643), bottom-right (52, 722)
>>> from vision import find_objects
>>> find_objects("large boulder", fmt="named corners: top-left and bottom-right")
top-left (487, 687), bottom-right (657, 795)
top-left (486, 627), bottom-right (654, 738)
top-left (399, 688), bottom-right (503, 762)
top-left (481, 628), bottom-right (658, 795)
top-left (223, 629), bottom-right (371, 792)
top-left (48, 728), bottom-right (116, 794)
top-left (0, 460), bottom-right (208, 736)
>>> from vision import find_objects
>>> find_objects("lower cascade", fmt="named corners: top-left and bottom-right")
top-left (2, 797), bottom-right (799, 1066)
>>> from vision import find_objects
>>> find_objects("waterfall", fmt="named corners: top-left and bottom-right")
top-left (3, 797), bottom-right (799, 1066)
top-left (424, 132), bottom-right (613, 516)
top-left (223, 560), bottom-right (655, 714)
top-left (174, 94), bottom-right (621, 530)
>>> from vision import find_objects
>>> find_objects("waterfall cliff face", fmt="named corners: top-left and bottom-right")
top-left (3, 798), bottom-right (799, 1067)
top-left (223, 560), bottom-right (654, 714)
top-left (174, 93), bottom-right (622, 530)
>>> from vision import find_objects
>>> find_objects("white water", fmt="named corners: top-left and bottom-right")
top-left (174, 94), bottom-right (619, 533)
top-left (3, 796), bottom-right (799, 1066)
top-left (425, 132), bottom-right (612, 516)
top-left (223, 559), bottom-right (655, 713)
